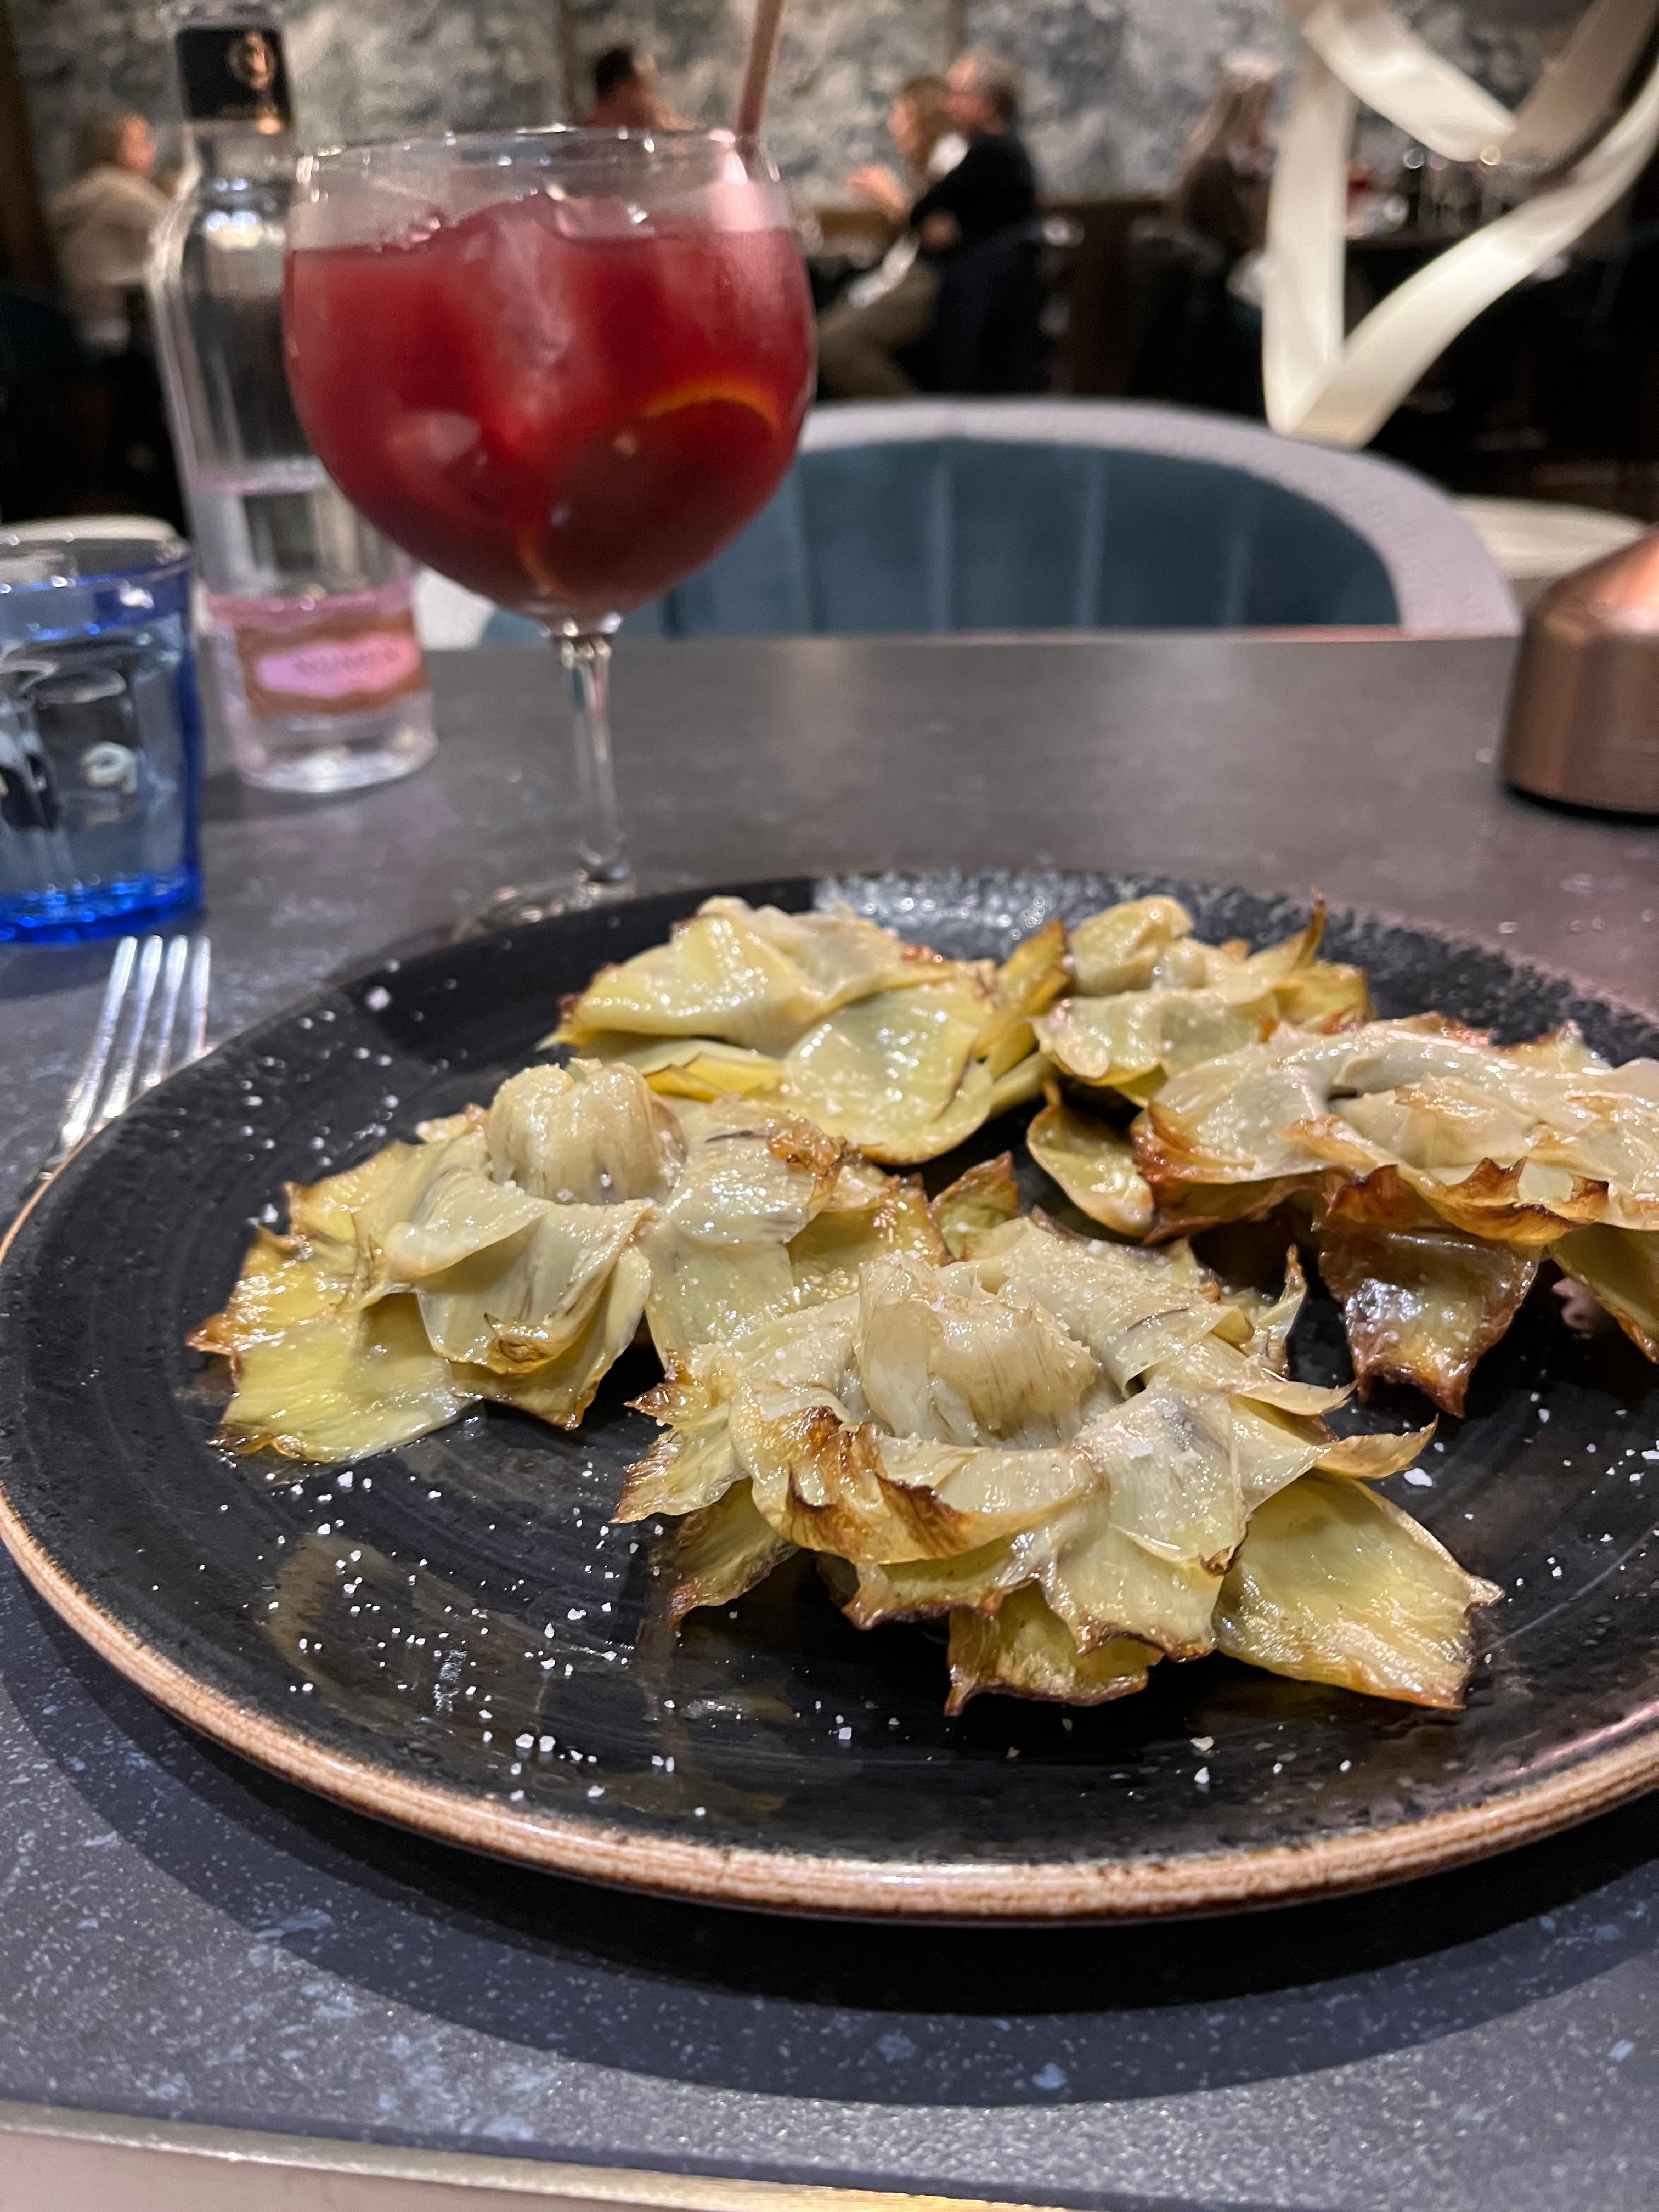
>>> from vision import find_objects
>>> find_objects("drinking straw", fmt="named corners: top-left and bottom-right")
top-left (736, 0), bottom-right (787, 137)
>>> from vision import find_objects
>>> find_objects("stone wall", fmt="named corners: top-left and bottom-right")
top-left (15, 0), bottom-right (1575, 206)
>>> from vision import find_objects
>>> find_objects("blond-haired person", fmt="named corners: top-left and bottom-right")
top-left (51, 111), bottom-right (172, 353)
top-left (819, 50), bottom-right (1036, 399)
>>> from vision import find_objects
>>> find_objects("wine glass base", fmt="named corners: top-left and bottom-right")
top-left (454, 871), bottom-right (635, 939)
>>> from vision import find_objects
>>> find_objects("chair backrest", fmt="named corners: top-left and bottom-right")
top-left (0, 286), bottom-right (97, 523)
top-left (0, 285), bottom-right (85, 387)
top-left (930, 221), bottom-right (1049, 397)
top-left (1124, 220), bottom-right (1228, 404)
top-left (620, 399), bottom-right (1517, 638)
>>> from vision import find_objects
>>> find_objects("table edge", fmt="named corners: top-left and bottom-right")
top-left (0, 2098), bottom-right (1079, 2211)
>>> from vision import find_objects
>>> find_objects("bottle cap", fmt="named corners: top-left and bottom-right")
top-left (175, 21), bottom-right (293, 131)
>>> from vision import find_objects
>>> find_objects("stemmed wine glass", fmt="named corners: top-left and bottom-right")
top-left (283, 127), bottom-right (815, 923)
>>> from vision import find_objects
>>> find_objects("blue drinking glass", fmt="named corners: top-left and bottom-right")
top-left (0, 522), bottom-right (205, 944)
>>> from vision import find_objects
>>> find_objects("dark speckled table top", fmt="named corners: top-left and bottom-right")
top-left (4, 636), bottom-right (1659, 2210)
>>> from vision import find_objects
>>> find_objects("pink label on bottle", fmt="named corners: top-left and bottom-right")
top-left (222, 600), bottom-right (428, 722)
top-left (253, 633), bottom-right (424, 702)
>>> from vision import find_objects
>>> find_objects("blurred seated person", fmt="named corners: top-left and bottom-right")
top-left (579, 44), bottom-right (691, 132)
top-left (824, 79), bottom-right (963, 343)
top-left (50, 110), bottom-right (172, 354)
top-left (1127, 58), bottom-right (1274, 416)
top-left (819, 49), bottom-right (1035, 399)
top-left (1170, 57), bottom-right (1274, 279)
top-left (843, 74), bottom-right (966, 229)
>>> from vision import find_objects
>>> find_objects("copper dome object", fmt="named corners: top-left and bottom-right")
top-left (1502, 528), bottom-right (1659, 814)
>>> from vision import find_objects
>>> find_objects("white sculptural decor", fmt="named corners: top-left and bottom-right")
top-left (1264, 0), bottom-right (1659, 446)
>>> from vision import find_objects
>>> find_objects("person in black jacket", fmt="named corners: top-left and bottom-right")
top-left (911, 53), bottom-right (1035, 258)
top-left (818, 50), bottom-right (1036, 399)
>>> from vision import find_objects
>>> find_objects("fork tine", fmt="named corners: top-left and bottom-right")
top-left (140, 934), bottom-right (191, 1093)
top-left (183, 936), bottom-right (211, 1063)
top-left (97, 934), bottom-right (163, 1128)
top-left (57, 936), bottom-right (138, 1156)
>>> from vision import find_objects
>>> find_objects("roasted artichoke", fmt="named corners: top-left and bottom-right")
top-left (194, 884), bottom-right (1659, 1719)
top-left (622, 1222), bottom-right (1491, 1712)
top-left (550, 895), bottom-right (1059, 1164)
top-left (196, 1059), bottom-right (969, 1462)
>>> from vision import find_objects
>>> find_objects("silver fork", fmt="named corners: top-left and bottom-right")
top-left (41, 933), bottom-right (212, 1178)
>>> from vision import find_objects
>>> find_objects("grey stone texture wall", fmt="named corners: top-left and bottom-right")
top-left (15, 0), bottom-right (1579, 206)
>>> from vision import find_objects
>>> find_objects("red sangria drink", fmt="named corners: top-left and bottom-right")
top-left (284, 129), bottom-right (815, 916)
top-left (286, 177), bottom-right (812, 620)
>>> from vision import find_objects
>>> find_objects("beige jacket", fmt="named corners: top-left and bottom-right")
top-left (50, 165), bottom-right (172, 348)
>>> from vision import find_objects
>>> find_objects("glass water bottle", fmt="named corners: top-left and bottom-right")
top-left (148, 2), bottom-right (437, 792)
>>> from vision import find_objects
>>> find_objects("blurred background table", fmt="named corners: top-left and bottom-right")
top-left (3, 634), bottom-right (1659, 2211)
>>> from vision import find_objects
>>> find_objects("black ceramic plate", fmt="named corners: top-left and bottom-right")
top-left (5, 872), bottom-right (1659, 1922)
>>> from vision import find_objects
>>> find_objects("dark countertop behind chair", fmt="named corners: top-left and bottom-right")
top-left (3, 635), bottom-right (1659, 2211)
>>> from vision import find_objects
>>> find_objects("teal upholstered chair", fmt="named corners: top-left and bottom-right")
top-left (481, 399), bottom-right (1517, 644)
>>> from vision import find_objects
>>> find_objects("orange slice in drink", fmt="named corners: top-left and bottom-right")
top-left (510, 380), bottom-right (787, 604)
top-left (640, 377), bottom-right (783, 431)
top-left (515, 524), bottom-right (563, 599)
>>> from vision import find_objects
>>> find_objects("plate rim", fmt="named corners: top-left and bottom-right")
top-left (7, 874), bottom-right (1659, 1922)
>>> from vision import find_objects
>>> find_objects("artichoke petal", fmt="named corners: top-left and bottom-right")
top-left (415, 1198), bottom-right (653, 1368)
top-left (669, 1480), bottom-right (797, 1621)
top-left (1009, 1487), bottom-right (1224, 1658)
top-left (962, 1215), bottom-right (1234, 1391)
top-left (215, 1295), bottom-right (473, 1465)
top-left (1215, 1474), bottom-right (1501, 1708)
top-left (1317, 1187), bottom-right (1539, 1415)
top-left (1027, 1087), bottom-right (1154, 1237)
top-left (931, 1153), bottom-right (1022, 1258)
top-left (458, 1248), bottom-right (652, 1430)
top-left (945, 1585), bottom-right (1159, 1713)
top-left (783, 974), bottom-right (994, 1164)
top-left (1551, 1223), bottom-right (1659, 1361)
top-left (555, 898), bottom-right (947, 1057)
top-left (617, 1297), bottom-right (862, 1522)
top-left (189, 1226), bottom-right (348, 1356)
top-left (856, 1251), bottom-right (1096, 1448)
top-left (975, 916), bottom-right (1070, 1077)
top-left (1076, 1383), bottom-right (1244, 1574)
top-left (731, 1387), bottom-right (1092, 1564)
top-left (841, 1537), bottom-right (1024, 1627)
top-left (1067, 895), bottom-right (1195, 996)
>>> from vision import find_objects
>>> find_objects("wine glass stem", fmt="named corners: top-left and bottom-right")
top-left (561, 631), bottom-right (630, 888)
